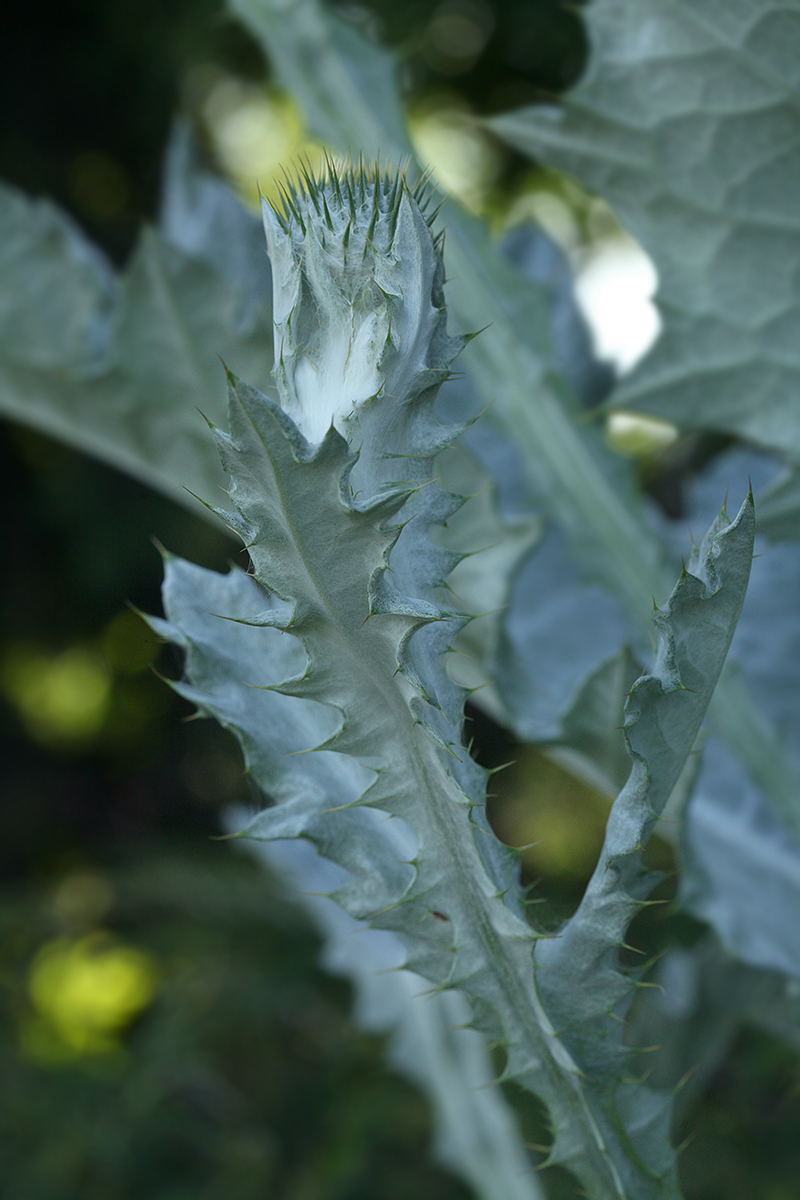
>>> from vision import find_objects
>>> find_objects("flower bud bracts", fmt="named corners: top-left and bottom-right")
top-left (261, 161), bottom-right (462, 454)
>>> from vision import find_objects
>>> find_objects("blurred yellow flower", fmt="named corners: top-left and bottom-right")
top-left (1, 645), bottom-right (110, 746)
top-left (199, 73), bottom-right (326, 209)
top-left (23, 933), bottom-right (159, 1061)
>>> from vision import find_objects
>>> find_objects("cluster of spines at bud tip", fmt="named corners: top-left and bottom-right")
top-left (269, 153), bottom-right (445, 247)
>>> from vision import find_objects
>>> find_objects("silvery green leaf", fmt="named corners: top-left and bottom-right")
top-left (547, 649), bottom-right (644, 798)
top-left (154, 537), bottom-right (680, 1200)
top-left (492, 525), bottom-right (634, 744)
top-left (656, 452), bottom-right (800, 964)
top-left (155, 486), bottom-right (752, 1195)
top-left (682, 465), bottom-right (800, 756)
top-left (0, 169), bottom-right (272, 511)
top-left (489, 0), bottom-right (800, 459)
top-left (232, 830), bottom-right (545, 1200)
top-left (614, 445), bottom-right (800, 980)
top-left (682, 737), bottom-right (800, 979)
top-left (498, 224), bottom-right (615, 412)
top-left (537, 492), bottom-right (755, 1081)
top-left (656, 452), bottom-right (800, 787)
top-left (159, 120), bottom-right (272, 327)
top-left (149, 167), bottom-right (761, 1196)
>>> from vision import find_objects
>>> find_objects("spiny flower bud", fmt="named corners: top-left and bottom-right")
top-left (260, 159), bottom-right (459, 451)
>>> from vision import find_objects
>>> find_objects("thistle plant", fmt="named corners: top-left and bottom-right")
top-left (146, 164), bottom-right (754, 1200)
top-left (5, 2), bottom-right (799, 1194)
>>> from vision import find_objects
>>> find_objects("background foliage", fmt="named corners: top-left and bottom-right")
top-left (1, 2), bottom-right (799, 1198)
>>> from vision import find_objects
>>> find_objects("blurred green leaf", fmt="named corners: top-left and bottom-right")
top-left (0, 161), bottom-right (272, 514)
top-left (490, 0), bottom-right (800, 459)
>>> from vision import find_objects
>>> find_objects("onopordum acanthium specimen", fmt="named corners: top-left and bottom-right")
top-left (150, 164), bottom-right (754, 1200)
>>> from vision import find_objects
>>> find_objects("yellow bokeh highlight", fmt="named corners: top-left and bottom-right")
top-left (24, 933), bottom-right (159, 1061)
top-left (1, 645), bottom-right (111, 746)
top-left (198, 71), bottom-right (501, 218)
top-left (490, 748), bottom-right (610, 882)
top-left (409, 102), bottom-right (501, 214)
top-left (51, 873), bottom-right (116, 931)
top-left (200, 74), bottom-right (327, 209)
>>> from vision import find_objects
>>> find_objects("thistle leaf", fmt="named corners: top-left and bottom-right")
top-left (683, 737), bottom-right (800, 979)
top-left (150, 170), bottom-right (762, 1200)
top-left (653, 449), bottom-right (800, 976)
top-left (536, 493), bottom-right (756, 1078)
top-left (155, 423), bottom-right (758, 1197)
top-left (489, 0), bottom-right (800, 459)
top-left (0, 148), bottom-right (272, 511)
top-left (234, 832), bottom-right (546, 1200)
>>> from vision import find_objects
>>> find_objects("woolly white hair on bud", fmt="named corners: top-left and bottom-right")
top-left (260, 162), bottom-right (455, 458)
